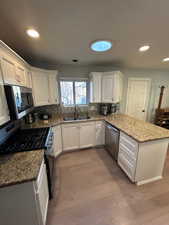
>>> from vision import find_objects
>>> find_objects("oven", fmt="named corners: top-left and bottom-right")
top-left (4, 85), bottom-right (34, 120)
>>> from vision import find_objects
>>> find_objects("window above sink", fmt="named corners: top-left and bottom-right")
top-left (60, 79), bottom-right (88, 106)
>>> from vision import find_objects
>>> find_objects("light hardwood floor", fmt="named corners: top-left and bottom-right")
top-left (47, 148), bottom-right (169, 225)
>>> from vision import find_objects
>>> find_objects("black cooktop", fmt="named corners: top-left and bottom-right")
top-left (0, 127), bottom-right (50, 155)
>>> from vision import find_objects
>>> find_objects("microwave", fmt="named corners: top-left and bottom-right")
top-left (4, 85), bottom-right (34, 120)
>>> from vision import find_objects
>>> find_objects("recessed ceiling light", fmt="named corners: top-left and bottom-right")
top-left (91, 40), bottom-right (112, 52)
top-left (139, 45), bottom-right (150, 52)
top-left (162, 57), bottom-right (169, 62)
top-left (26, 29), bottom-right (40, 38)
top-left (72, 59), bottom-right (78, 62)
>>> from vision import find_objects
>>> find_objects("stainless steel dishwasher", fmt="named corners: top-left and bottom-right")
top-left (105, 122), bottom-right (120, 160)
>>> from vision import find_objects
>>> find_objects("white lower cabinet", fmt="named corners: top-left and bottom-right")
top-left (79, 122), bottom-right (95, 148)
top-left (95, 121), bottom-right (105, 146)
top-left (118, 132), bottom-right (139, 182)
top-left (62, 123), bottom-right (80, 151)
top-left (118, 131), bottom-right (169, 185)
top-left (35, 162), bottom-right (49, 225)
top-left (62, 121), bottom-right (98, 151)
top-left (52, 125), bottom-right (62, 157)
top-left (0, 160), bottom-right (49, 225)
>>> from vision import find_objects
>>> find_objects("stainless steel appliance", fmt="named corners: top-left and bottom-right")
top-left (100, 104), bottom-right (108, 116)
top-left (4, 85), bottom-right (34, 120)
top-left (105, 122), bottom-right (120, 160)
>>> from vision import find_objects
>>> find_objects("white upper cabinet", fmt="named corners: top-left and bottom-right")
top-left (89, 72), bottom-right (102, 103)
top-left (25, 69), bottom-right (32, 88)
top-left (0, 65), bottom-right (10, 126)
top-left (31, 68), bottom-right (59, 106)
top-left (1, 54), bottom-right (17, 85)
top-left (0, 50), bottom-right (29, 87)
top-left (31, 69), bottom-right (50, 106)
top-left (15, 62), bottom-right (26, 86)
top-left (102, 71), bottom-right (123, 103)
top-left (89, 71), bottom-right (123, 103)
top-left (48, 72), bottom-right (59, 104)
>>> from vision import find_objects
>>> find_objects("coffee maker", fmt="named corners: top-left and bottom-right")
top-left (100, 104), bottom-right (111, 116)
top-left (100, 103), bottom-right (118, 116)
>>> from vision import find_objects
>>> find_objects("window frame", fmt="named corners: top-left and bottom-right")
top-left (60, 78), bottom-right (89, 106)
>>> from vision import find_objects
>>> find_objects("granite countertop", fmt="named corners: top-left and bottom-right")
top-left (23, 114), bottom-right (169, 143)
top-left (104, 114), bottom-right (169, 142)
top-left (2, 113), bottom-right (169, 188)
top-left (0, 150), bottom-right (44, 188)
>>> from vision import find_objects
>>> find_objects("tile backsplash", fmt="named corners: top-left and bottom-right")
top-left (32, 103), bottom-right (99, 118)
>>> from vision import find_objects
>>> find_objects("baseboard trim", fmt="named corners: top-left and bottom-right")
top-left (136, 176), bottom-right (162, 186)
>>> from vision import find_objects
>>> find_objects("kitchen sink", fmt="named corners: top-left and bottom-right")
top-left (63, 116), bottom-right (91, 121)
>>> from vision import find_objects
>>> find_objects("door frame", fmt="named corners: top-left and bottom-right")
top-left (125, 78), bottom-right (151, 120)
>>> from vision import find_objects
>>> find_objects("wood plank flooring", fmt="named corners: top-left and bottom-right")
top-left (47, 148), bottom-right (169, 225)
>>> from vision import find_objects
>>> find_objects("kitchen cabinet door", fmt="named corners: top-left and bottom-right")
top-left (32, 70), bottom-right (50, 106)
top-left (89, 72), bottom-right (102, 103)
top-left (102, 72), bottom-right (114, 103)
top-left (36, 162), bottom-right (49, 225)
top-left (48, 73), bottom-right (59, 104)
top-left (62, 124), bottom-right (79, 151)
top-left (25, 69), bottom-right (32, 88)
top-left (53, 125), bottom-right (62, 157)
top-left (15, 63), bottom-right (26, 86)
top-left (0, 70), bottom-right (10, 126)
top-left (102, 71), bottom-right (123, 103)
top-left (79, 122), bottom-right (95, 148)
top-left (1, 55), bottom-right (17, 85)
top-left (113, 71), bottom-right (123, 103)
top-left (95, 121), bottom-right (105, 146)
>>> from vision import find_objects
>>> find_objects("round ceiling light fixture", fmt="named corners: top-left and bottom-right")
top-left (139, 45), bottom-right (150, 52)
top-left (90, 40), bottom-right (112, 52)
top-left (162, 57), bottom-right (169, 62)
top-left (26, 29), bottom-right (40, 38)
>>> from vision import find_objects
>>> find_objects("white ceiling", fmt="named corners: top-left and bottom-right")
top-left (1, 0), bottom-right (169, 69)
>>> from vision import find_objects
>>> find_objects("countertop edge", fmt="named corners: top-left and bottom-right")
top-left (25, 117), bottom-right (169, 143)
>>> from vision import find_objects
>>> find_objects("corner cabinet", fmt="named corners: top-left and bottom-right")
top-left (102, 71), bottom-right (123, 103)
top-left (0, 64), bottom-right (10, 126)
top-left (31, 68), bottom-right (59, 106)
top-left (89, 72), bottom-right (102, 103)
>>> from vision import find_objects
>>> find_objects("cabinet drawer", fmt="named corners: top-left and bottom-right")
top-left (120, 132), bottom-right (138, 154)
top-left (119, 144), bottom-right (137, 165)
top-left (118, 153), bottom-right (136, 181)
top-left (119, 142), bottom-right (138, 160)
